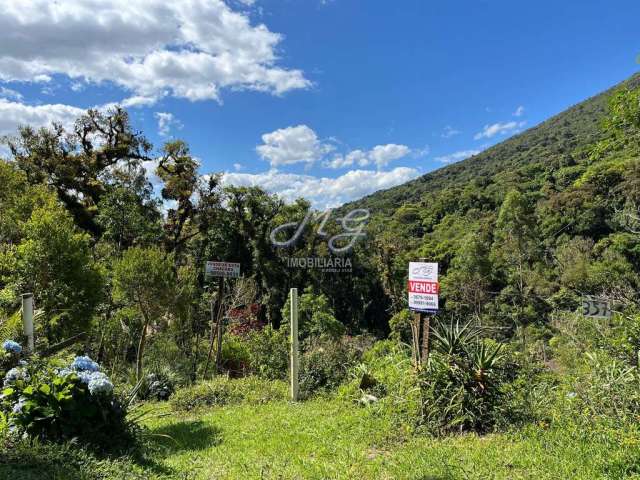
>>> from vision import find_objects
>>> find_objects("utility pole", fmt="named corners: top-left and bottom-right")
top-left (290, 288), bottom-right (299, 401)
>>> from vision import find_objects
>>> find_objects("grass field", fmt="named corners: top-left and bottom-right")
top-left (2, 396), bottom-right (639, 479)
top-left (136, 398), bottom-right (639, 480)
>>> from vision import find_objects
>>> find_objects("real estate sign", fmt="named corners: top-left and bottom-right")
top-left (206, 261), bottom-right (241, 278)
top-left (408, 262), bottom-right (439, 312)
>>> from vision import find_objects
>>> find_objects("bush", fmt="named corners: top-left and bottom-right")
top-left (0, 354), bottom-right (133, 451)
top-left (389, 310), bottom-right (412, 345)
top-left (281, 287), bottom-right (345, 342)
top-left (339, 340), bottom-right (420, 429)
top-left (568, 352), bottom-right (640, 426)
top-left (416, 322), bottom-right (533, 435)
top-left (219, 334), bottom-right (251, 377)
top-left (299, 336), bottom-right (366, 396)
top-left (245, 326), bottom-right (289, 380)
top-left (170, 376), bottom-right (287, 411)
top-left (136, 368), bottom-right (178, 402)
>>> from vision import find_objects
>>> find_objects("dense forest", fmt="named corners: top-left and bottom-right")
top-left (1, 73), bottom-right (640, 478)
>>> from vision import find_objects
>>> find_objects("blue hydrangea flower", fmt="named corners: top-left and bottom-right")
top-left (87, 372), bottom-right (113, 396)
top-left (71, 356), bottom-right (100, 373)
top-left (76, 371), bottom-right (94, 384)
top-left (18, 360), bottom-right (27, 366)
top-left (4, 367), bottom-right (30, 386)
top-left (12, 397), bottom-right (27, 414)
top-left (2, 340), bottom-right (22, 354)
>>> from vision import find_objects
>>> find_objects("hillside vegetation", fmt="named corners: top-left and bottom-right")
top-left (1, 73), bottom-right (640, 479)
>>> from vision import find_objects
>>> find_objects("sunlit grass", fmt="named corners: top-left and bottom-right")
top-left (138, 397), bottom-right (640, 479)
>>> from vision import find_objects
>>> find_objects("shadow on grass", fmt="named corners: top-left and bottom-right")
top-left (151, 419), bottom-right (223, 452)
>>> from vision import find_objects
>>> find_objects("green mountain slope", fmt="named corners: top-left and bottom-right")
top-left (344, 73), bottom-right (640, 214)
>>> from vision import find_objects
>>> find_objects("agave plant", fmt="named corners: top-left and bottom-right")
top-left (431, 320), bottom-right (481, 356)
top-left (467, 341), bottom-right (504, 394)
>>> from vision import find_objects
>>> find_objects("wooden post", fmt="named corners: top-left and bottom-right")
top-left (214, 277), bottom-right (224, 374)
top-left (21, 293), bottom-right (34, 352)
top-left (411, 311), bottom-right (422, 368)
top-left (203, 277), bottom-right (225, 379)
top-left (290, 288), bottom-right (299, 401)
top-left (420, 313), bottom-right (431, 366)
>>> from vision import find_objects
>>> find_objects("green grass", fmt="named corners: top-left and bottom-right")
top-left (138, 397), bottom-right (640, 479)
top-left (2, 396), bottom-right (639, 479)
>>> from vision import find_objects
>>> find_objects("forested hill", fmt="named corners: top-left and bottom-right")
top-left (343, 72), bottom-right (640, 215)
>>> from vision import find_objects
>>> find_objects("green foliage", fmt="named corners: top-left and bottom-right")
top-left (417, 323), bottom-right (534, 435)
top-left (299, 336), bottom-right (365, 396)
top-left (245, 326), bottom-right (289, 380)
top-left (388, 310), bottom-right (412, 344)
top-left (170, 377), bottom-right (287, 411)
top-left (281, 286), bottom-right (345, 342)
top-left (0, 359), bottom-right (132, 451)
top-left (15, 200), bottom-right (103, 343)
top-left (113, 246), bottom-right (175, 381)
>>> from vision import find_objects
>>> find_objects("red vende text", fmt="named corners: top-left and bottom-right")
top-left (407, 280), bottom-right (439, 294)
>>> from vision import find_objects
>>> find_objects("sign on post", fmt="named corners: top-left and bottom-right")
top-left (581, 297), bottom-right (612, 319)
top-left (408, 262), bottom-right (439, 312)
top-left (205, 261), bottom-right (241, 278)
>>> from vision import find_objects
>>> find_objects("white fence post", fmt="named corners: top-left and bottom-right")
top-left (290, 288), bottom-right (299, 401)
top-left (21, 293), bottom-right (34, 352)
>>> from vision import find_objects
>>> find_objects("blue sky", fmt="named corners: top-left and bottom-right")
top-left (0, 0), bottom-right (638, 208)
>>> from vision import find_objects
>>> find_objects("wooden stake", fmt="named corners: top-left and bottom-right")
top-left (214, 277), bottom-right (224, 374)
top-left (290, 288), bottom-right (299, 401)
top-left (420, 313), bottom-right (431, 366)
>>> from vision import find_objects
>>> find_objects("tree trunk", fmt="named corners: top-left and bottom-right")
top-left (136, 315), bottom-right (150, 383)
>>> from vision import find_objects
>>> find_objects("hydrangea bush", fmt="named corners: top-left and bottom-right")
top-left (2, 340), bottom-right (22, 355)
top-left (1, 340), bottom-right (23, 376)
top-left (0, 351), bottom-right (132, 450)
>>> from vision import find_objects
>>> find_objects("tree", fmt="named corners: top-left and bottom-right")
top-left (112, 247), bottom-right (175, 382)
top-left (442, 231), bottom-right (493, 320)
top-left (95, 163), bottom-right (162, 251)
top-left (5, 107), bottom-right (152, 235)
top-left (15, 199), bottom-right (103, 343)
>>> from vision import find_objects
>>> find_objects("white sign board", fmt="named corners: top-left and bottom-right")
top-left (408, 262), bottom-right (439, 312)
top-left (581, 297), bottom-right (612, 319)
top-left (206, 261), bottom-right (241, 279)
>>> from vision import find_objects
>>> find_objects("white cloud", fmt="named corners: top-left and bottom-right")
top-left (441, 125), bottom-right (460, 138)
top-left (325, 143), bottom-right (411, 169)
top-left (0, 86), bottom-right (22, 100)
top-left (221, 166), bottom-right (420, 209)
top-left (233, 163), bottom-right (243, 171)
top-left (256, 125), bottom-right (333, 167)
top-left (474, 121), bottom-right (526, 140)
top-left (435, 149), bottom-right (480, 164)
top-left (513, 106), bottom-right (525, 117)
top-left (0, 98), bottom-right (84, 136)
top-left (0, 0), bottom-right (310, 103)
top-left (154, 112), bottom-right (183, 137)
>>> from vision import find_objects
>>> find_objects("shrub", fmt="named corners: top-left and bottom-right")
top-left (0, 354), bottom-right (133, 451)
top-left (245, 326), bottom-right (289, 380)
top-left (281, 287), bottom-right (345, 342)
top-left (568, 352), bottom-right (640, 426)
top-left (389, 310), bottom-right (412, 345)
top-left (0, 339), bottom-right (23, 376)
top-left (339, 340), bottom-right (420, 429)
top-left (136, 368), bottom-right (178, 402)
top-left (219, 334), bottom-right (251, 377)
top-left (417, 322), bottom-right (531, 435)
top-left (170, 376), bottom-right (287, 411)
top-left (299, 336), bottom-right (365, 396)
